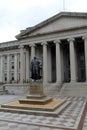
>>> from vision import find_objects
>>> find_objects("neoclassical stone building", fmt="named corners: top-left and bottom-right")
top-left (1, 12), bottom-right (87, 95)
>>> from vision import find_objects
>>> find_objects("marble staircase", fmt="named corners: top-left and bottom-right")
top-left (60, 82), bottom-right (87, 98)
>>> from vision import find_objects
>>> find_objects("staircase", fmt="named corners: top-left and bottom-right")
top-left (60, 82), bottom-right (87, 98)
top-left (0, 84), bottom-right (8, 94)
top-left (43, 83), bottom-right (61, 97)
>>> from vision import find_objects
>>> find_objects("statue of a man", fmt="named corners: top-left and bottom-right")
top-left (30, 57), bottom-right (42, 81)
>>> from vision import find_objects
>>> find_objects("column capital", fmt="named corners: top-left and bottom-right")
top-left (41, 41), bottom-right (47, 46)
top-left (18, 45), bottom-right (24, 49)
top-left (67, 38), bottom-right (75, 42)
top-left (29, 43), bottom-right (35, 47)
top-left (83, 35), bottom-right (87, 40)
top-left (54, 39), bottom-right (61, 44)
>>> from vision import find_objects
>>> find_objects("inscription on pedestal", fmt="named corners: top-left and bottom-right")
top-left (30, 82), bottom-right (43, 95)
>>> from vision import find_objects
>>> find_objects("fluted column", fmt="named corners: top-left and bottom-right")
top-left (19, 45), bottom-right (25, 83)
top-left (41, 42), bottom-right (48, 84)
top-left (83, 36), bottom-right (87, 81)
top-left (30, 43), bottom-right (35, 60)
top-left (54, 40), bottom-right (62, 84)
top-left (14, 53), bottom-right (18, 82)
top-left (68, 38), bottom-right (77, 82)
top-left (26, 50), bottom-right (29, 82)
top-left (7, 54), bottom-right (10, 83)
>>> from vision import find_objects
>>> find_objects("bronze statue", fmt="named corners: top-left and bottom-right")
top-left (30, 57), bottom-right (42, 81)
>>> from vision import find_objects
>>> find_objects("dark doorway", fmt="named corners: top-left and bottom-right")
top-left (51, 45), bottom-right (56, 82)
top-left (75, 38), bottom-right (86, 82)
top-left (62, 41), bottom-right (70, 82)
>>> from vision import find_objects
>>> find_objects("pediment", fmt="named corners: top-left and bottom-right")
top-left (16, 12), bottom-right (87, 39)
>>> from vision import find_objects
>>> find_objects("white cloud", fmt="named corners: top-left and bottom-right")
top-left (68, 0), bottom-right (87, 12)
top-left (0, 0), bottom-right (60, 13)
top-left (0, 0), bottom-right (87, 42)
top-left (0, 27), bottom-right (18, 43)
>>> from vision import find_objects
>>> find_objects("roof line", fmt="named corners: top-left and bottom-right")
top-left (16, 11), bottom-right (87, 39)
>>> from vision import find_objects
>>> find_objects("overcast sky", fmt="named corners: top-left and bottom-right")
top-left (0, 0), bottom-right (87, 43)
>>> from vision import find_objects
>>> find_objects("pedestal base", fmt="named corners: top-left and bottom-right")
top-left (30, 82), bottom-right (43, 95)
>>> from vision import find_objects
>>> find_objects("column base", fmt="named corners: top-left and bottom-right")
top-left (70, 80), bottom-right (77, 83)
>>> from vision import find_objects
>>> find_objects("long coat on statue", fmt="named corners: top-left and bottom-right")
top-left (30, 57), bottom-right (42, 80)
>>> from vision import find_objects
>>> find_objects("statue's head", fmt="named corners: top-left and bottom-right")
top-left (34, 57), bottom-right (36, 60)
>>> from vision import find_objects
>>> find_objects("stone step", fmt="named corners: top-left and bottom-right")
top-left (43, 84), bottom-right (60, 97)
top-left (62, 83), bottom-right (87, 88)
top-left (19, 97), bottom-right (52, 104)
top-left (0, 85), bottom-right (8, 95)
top-left (26, 95), bottom-right (46, 99)
top-left (0, 90), bottom-right (8, 95)
top-left (0, 101), bottom-right (70, 117)
top-left (1, 99), bottom-right (66, 112)
top-left (60, 83), bottom-right (87, 98)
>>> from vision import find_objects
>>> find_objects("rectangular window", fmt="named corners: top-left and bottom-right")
top-left (11, 62), bottom-right (14, 69)
top-left (11, 73), bottom-right (14, 81)
top-left (19, 61), bottom-right (20, 69)
top-left (4, 63), bottom-right (7, 70)
top-left (18, 73), bottom-right (20, 81)
top-left (10, 54), bottom-right (14, 61)
top-left (4, 73), bottom-right (7, 81)
top-left (4, 55), bottom-right (7, 62)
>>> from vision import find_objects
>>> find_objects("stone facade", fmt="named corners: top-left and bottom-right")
top-left (1, 12), bottom-right (87, 94)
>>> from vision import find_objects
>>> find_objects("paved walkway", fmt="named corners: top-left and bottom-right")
top-left (0, 95), bottom-right (86, 130)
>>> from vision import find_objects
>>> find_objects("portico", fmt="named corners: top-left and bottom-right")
top-left (0, 37), bottom-right (86, 85)
top-left (17, 36), bottom-right (86, 85)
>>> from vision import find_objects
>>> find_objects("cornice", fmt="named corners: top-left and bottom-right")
top-left (16, 25), bottom-right (87, 40)
top-left (0, 40), bottom-right (19, 48)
